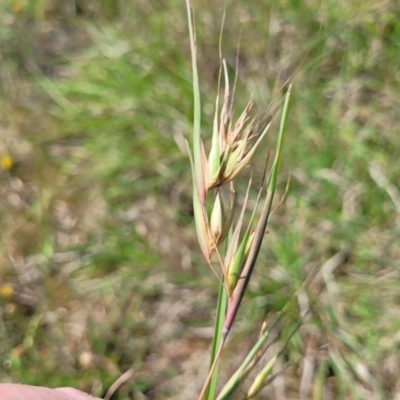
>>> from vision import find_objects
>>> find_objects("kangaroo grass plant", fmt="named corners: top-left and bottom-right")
top-left (185, 1), bottom-right (293, 399)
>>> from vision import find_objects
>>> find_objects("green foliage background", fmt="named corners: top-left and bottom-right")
top-left (0, 0), bottom-right (399, 399)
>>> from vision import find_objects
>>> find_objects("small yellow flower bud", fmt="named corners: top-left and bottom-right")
top-left (0, 283), bottom-right (14, 299)
top-left (1, 155), bottom-right (14, 170)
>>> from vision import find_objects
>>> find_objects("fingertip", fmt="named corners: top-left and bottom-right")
top-left (55, 387), bottom-right (103, 399)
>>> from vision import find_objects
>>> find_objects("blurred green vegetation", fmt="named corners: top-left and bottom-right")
top-left (0, 0), bottom-right (399, 399)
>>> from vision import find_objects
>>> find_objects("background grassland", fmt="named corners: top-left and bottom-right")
top-left (0, 0), bottom-right (399, 399)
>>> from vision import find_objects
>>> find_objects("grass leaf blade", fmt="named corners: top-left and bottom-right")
top-left (204, 280), bottom-right (228, 400)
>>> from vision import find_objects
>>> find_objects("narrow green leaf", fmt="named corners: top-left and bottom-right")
top-left (312, 359), bottom-right (329, 400)
top-left (185, 0), bottom-right (205, 202)
top-left (216, 314), bottom-right (282, 400)
top-left (266, 83), bottom-right (293, 196)
top-left (204, 280), bottom-right (228, 400)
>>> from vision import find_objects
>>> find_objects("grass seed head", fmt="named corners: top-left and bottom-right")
top-left (246, 354), bottom-right (278, 399)
top-left (210, 191), bottom-right (224, 243)
top-left (227, 224), bottom-right (255, 294)
top-left (207, 93), bottom-right (270, 191)
top-left (192, 173), bottom-right (213, 263)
